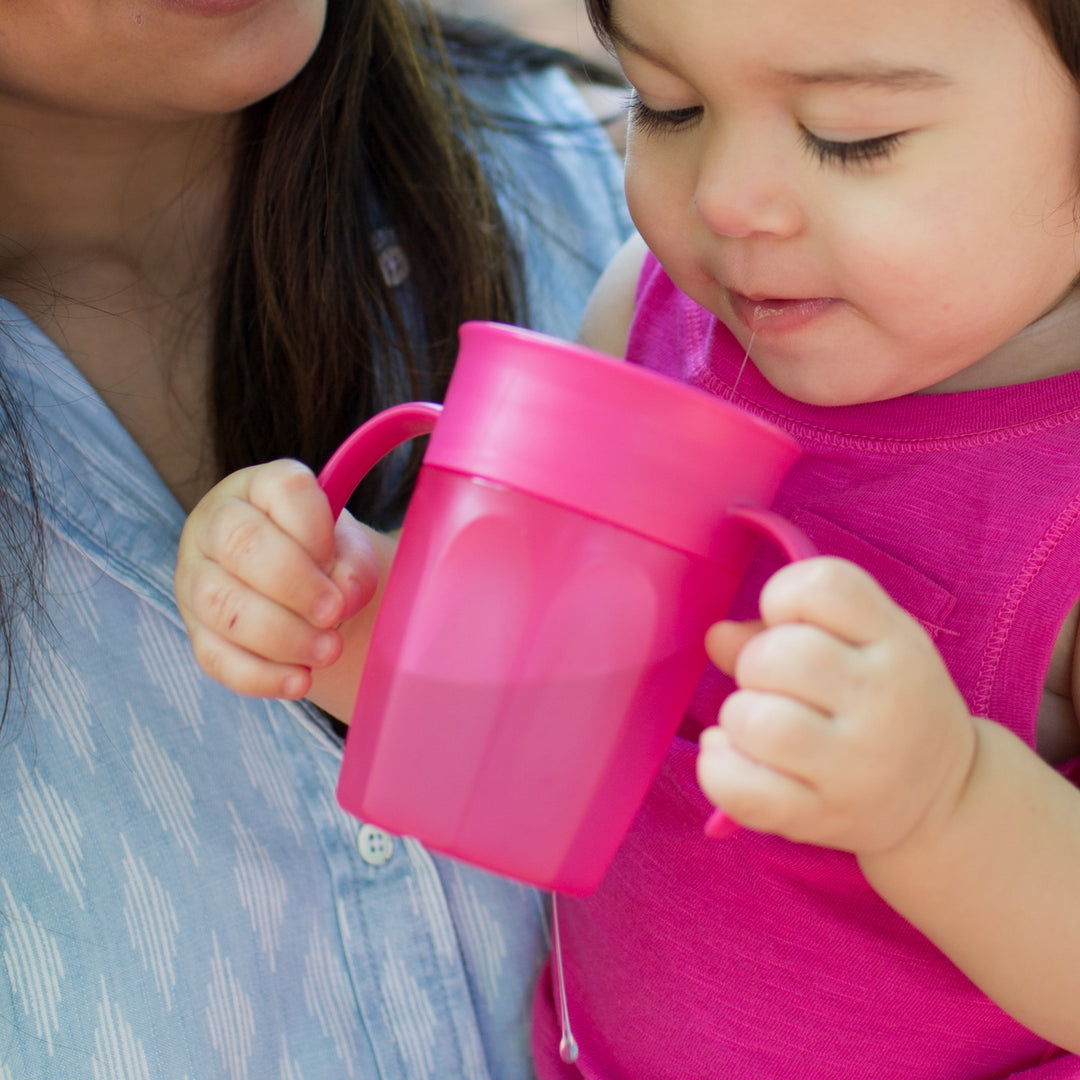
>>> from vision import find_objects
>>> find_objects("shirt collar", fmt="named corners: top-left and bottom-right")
top-left (0, 297), bottom-right (186, 622)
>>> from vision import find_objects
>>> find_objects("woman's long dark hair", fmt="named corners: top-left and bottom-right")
top-left (216, 0), bottom-right (525, 531)
top-left (0, 0), bottom-right (603, 713)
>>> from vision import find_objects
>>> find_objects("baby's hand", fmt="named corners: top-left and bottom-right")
top-left (698, 557), bottom-right (977, 855)
top-left (175, 459), bottom-right (380, 703)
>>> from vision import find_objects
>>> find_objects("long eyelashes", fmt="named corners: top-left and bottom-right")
top-left (628, 94), bottom-right (906, 168)
top-left (627, 95), bottom-right (702, 135)
top-left (798, 127), bottom-right (905, 167)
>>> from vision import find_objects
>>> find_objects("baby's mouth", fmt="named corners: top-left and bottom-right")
top-left (728, 291), bottom-right (840, 333)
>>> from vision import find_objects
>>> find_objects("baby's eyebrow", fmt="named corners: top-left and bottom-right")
top-left (778, 65), bottom-right (955, 92)
top-left (606, 13), bottom-right (954, 95)
top-left (605, 17), bottom-right (675, 68)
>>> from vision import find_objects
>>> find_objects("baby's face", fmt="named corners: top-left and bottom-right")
top-left (615, 0), bottom-right (1080, 405)
top-left (0, 0), bottom-right (326, 123)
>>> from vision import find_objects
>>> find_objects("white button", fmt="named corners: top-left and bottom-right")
top-left (357, 824), bottom-right (394, 867)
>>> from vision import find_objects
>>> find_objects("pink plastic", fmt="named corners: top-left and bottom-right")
top-left (319, 322), bottom-right (813, 895)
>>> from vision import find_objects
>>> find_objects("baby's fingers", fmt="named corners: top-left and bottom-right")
top-left (730, 621), bottom-right (856, 715)
top-left (186, 616), bottom-right (320, 701)
top-left (697, 723), bottom-right (819, 838)
top-left (197, 489), bottom-right (345, 628)
top-left (705, 619), bottom-right (764, 676)
top-left (185, 558), bottom-right (343, 670)
top-left (246, 459), bottom-right (339, 570)
top-left (326, 510), bottom-right (381, 620)
top-left (759, 557), bottom-right (899, 645)
top-left (719, 687), bottom-right (834, 779)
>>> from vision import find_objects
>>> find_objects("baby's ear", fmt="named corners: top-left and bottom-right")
top-left (577, 232), bottom-right (648, 359)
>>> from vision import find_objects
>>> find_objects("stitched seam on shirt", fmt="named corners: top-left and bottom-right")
top-left (683, 292), bottom-right (707, 385)
top-left (770, 413), bottom-right (1080, 454)
top-left (717, 380), bottom-right (1080, 453)
top-left (973, 492), bottom-right (1080, 717)
top-left (687, 306), bottom-right (1080, 453)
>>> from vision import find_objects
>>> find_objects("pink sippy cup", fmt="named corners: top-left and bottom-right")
top-left (319, 321), bottom-right (813, 895)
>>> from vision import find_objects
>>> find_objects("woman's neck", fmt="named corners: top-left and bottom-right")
top-left (0, 103), bottom-right (235, 301)
top-left (0, 104), bottom-right (239, 509)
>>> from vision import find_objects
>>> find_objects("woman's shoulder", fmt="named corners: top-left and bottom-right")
top-left (454, 40), bottom-right (625, 200)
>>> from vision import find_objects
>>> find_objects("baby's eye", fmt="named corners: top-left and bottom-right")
top-left (799, 128), bottom-right (906, 167)
top-left (627, 94), bottom-right (703, 136)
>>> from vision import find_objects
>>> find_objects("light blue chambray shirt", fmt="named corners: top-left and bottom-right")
top-left (0, 63), bottom-right (631, 1079)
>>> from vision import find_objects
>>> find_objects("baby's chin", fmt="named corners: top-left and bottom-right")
top-left (746, 351), bottom-right (924, 408)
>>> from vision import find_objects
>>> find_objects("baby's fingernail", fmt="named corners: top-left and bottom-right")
top-left (311, 631), bottom-right (339, 665)
top-left (313, 592), bottom-right (342, 626)
top-left (282, 672), bottom-right (308, 699)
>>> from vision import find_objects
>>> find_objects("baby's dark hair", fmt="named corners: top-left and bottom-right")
top-left (582, 0), bottom-right (614, 48)
top-left (1026, 1), bottom-right (1080, 80)
top-left (585, 0), bottom-right (1080, 86)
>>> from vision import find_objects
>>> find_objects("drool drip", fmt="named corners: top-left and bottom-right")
top-left (552, 893), bottom-right (579, 1064)
top-left (732, 329), bottom-right (756, 395)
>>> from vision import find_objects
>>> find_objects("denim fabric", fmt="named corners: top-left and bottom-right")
top-left (0, 65), bottom-right (631, 1079)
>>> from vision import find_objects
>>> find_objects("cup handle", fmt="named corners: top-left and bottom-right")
top-left (703, 504), bottom-right (817, 839)
top-left (318, 402), bottom-right (443, 518)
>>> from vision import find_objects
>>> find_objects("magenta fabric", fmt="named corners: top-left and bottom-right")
top-left (532, 253), bottom-right (1080, 1079)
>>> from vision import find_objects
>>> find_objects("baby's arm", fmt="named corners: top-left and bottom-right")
top-left (576, 231), bottom-right (647, 355)
top-left (175, 458), bottom-right (394, 723)
top-left (699, 557), bottom-right (1080, 1051)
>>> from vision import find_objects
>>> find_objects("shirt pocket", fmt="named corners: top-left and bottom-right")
top-left (790, 509), bottom-right (959, 642)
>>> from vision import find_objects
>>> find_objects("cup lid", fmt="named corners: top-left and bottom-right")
top-left (424, 322), bottom-right (801, 559)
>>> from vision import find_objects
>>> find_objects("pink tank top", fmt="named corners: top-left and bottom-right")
top-left (532, 254), bottom-right (1080, 1079)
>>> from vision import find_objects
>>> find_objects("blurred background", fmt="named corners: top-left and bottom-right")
top-left (435, 0), bottom-right (612, 66)
top-left (434, 0), bottom-right (628, 148)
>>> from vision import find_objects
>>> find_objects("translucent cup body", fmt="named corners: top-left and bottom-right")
top-left (320, 322), bottom-right (812, 894)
